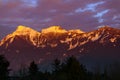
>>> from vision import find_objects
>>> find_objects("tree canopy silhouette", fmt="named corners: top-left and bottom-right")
top-left (52, 56), bottom-right (88, 80)
top-left (52, 58), bottom-right (61, 72)
top-left (64, 56), bottom-right (87, 80)
top-left (0, 55), bottom-right (10, 80)
top-left (28, 61), bottom-right (38, 76)
top-left (28, 61), bottom-right (41, 80)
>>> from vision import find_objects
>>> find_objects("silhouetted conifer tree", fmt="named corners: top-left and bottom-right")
top-left (64, 56), bottom-right (87, 80)
top-left (102, 67), bottom-right (109, 80)
top-left (52, 59), bottom-right (63, 80)
top-left (52, 56), bottom-right (88, 80)
top-left (52, 59), bottom-right (61, 72)
top-left (0, 55), bottom-right (10, 80)
top-left (29, 61), bottom-right (38, 75)
top-left (109, 62), bottom-right (120, 80)
top-left (28, 61), bottom-right (39, 80)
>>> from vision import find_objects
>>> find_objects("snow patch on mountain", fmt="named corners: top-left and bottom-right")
top-left (79, 40), bottom-right (88, 46)
top-left (0, 34), bottom-right (15, 48)
top-left (68, 29), bottom-right (84, 33)
top-left (90, 34), bottom-right (101, 42)
top-left (60, 38), bottom-right (73, 44)
top-left (50, 43), bottom-right (58, 48)
top-left (110, 38), bottom-right (116, 43)
top-left (68, 41), bottom-right (79, 50)
top-left (41, 26), bottom-right (67, 33)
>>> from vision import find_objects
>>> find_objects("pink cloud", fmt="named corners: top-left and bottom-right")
top-left (0, 0), bottom-right (119, 39)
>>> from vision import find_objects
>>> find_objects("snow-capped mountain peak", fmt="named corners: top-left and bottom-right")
top-left (0, 25), bottom-right (120, 49)
top-left (0, 25), bottom-right (41, 47)
top-left (41, 26), bottom-right (67, 33)
top-left (0, 25), bottom-right (120, 71)
top-left (13, 25), bottom-right (40, 35)
top-left (68, 29), bottom-right (84, 33)
top-left (16, 25), bottom-right (30, 31)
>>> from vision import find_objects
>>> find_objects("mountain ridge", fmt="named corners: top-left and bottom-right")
top-left (0, 25), bottom-right (85, 48)
top-left (0, 25), bottom-right (120, 71)
top-left (0, 25), bottom-right (120, 51)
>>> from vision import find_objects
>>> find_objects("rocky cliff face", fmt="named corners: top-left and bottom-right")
top-left (0, 25), bottom-right (120, 71)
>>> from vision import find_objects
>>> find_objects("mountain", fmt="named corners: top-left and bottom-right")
top-left (0, 25), bottom-right (120, 71)
top-left (0, 25), bottom-right (41, 48)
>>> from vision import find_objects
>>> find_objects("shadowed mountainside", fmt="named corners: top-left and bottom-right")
top-left (0, 25), bottom-right (120, 71)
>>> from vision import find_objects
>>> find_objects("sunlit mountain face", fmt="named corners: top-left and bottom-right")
top-left (0, 25), bottom-right (120, 71)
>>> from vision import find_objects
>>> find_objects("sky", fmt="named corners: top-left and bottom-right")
top-left (0, 0), bottom-right (120, 39)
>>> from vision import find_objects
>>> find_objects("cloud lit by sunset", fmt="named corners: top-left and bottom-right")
top-left (0, 0), bottom-right (120, 39)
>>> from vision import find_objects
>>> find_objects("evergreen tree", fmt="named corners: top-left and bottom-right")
top-left (64, 56), bottom-right (87, 80)
top-left (102, 67), bottom-right (109, 80)
top-left (52, 59), bottom-right (61, 72)
top-left (28, 61), bottom-right (39, 80)
top-left (109, 62), bottom-right (120, 80)
top-left (18, 64), bottom-right (28, 79)
top-left (93, 65), bottom-right (101, 80)
top-left (29, 61), bottom-right (38, 75)
top-left (52, 56), bottom-right (88, 80)
top-left (0, 55), bottom-right (10, 80)
top-left (52, 59), bottom-right (64, 80)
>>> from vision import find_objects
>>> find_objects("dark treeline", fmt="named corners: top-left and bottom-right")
top-left (0, 55), bottom-right (120, 80)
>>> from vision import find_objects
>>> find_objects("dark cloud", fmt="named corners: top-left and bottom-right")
top-left (0, 0), bottom-right (119, 40)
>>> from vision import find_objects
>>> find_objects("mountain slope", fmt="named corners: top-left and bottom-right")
top-left (0, 25), bottom-right (41, 48)
top-left (0, 25), bottom-right (120, 71)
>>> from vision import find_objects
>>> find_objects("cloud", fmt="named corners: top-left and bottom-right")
top-left (93, 9), bottom-right (109, 23)
top-left (0, 0), bottom-right (120, 38)
top-left (75, 1), bottom-right (105, 13)
top-left (22, 0), bottom-right (38, 7)
top-left (94, 9), bottom-right (109, 18)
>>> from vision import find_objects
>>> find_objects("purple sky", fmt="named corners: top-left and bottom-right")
top-left (0, 0), bottom-right (120, 39)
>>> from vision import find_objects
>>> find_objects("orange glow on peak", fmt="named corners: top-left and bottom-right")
top-left (17, 25), bottom-right (27, 29)
top-left (12, 25), bottom-right (40, 36)
top-left (69, 29), bottom-right (84, 33)
top-left (16, 25), bottom-right (31, 31)
top-left (41, 26), bottom-right (67, 33)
